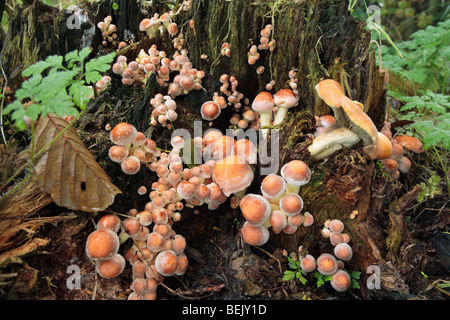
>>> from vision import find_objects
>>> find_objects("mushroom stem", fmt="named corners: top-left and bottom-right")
top-left (259, 111), bottom-right (272, 140)
top-left (285, 184), bottom-right (301, 195)
top-left (273, 107), bottom-right (288, 126)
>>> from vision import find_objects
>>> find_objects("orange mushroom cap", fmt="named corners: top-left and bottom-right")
top-left (239, 194), bottom-right (271, 226)
top-left (201, 101), bottom-right (221, 121)
top-left (85, 229), bottom-right (120, 260)
top-left (110, 122), bottom-right (138, 146)
top-left (234, 138), bottom-right (257, 164)
top-left (280, 160), bottom-right (311, 187)
top-left (316, 253), bottom-right (338, 275)
top-left (241, 221), bottom-right (270, 246)
top-left (300, 254), bottom-right (316, 273)
top-left (260, 174), bottom-right (286, 199)
top-left (330, 270), bottom-right (351, 292)
top-left (251, 91), bottom-right (274, 113)
top-left (212, 155), bottom-right (254, 197)
top-left (394, 134), bottom-right (424, 154)
top-left (279, 193), bottom-right (304, 216)
top-left (154, 249), bottom-right (178, 277)
top-left (315, 79), bottom-right (346, 108)
top-left (96, 253), bottom-right (126, 279)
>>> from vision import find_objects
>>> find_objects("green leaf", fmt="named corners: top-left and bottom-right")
top-left (25, 103), bottom-right (42, 120)
top-left (22, 61), bottom-right (51, 78)
top-left (283, 270), bottom-right (295, 281)
top-left (85, 70), bottom-right (101, 84)
top-left (69, 82), bottom-right (93, 110)
top-left (85, 52), bottom-right (116, 73)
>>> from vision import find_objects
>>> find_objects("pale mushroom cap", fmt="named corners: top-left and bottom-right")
top-left (154, 249), bottom-right (178, 277)
top-left (300, 254), bottom-right (316, 273)
top-left (139, 18), bottom-right (152, 31)
top-left (201, 101), bottom-right (221, 121)
top-left (121, 156), bottom-right (141, 175)
top-left (212, 155), bottom-right (254, 197)
top-left (251, 91), bottom-right (275, 113)
top-left (329, 219), bottom-right (344, 233)
top-left (303, 212), bottom-right (314, 227)
top-left (316, 253), bottom-right (338, 275)
top-left (334, 243), bottom-right (353, 261)
top-left (279, 193), bottom-right (304, 216)
top-left (212, 135), bottom-right (235, 160)
top-left (260, 174), bottom-right (286, 199)
top-left (330, 270), bottom-right (351, 292)
top-left (108, 145), bottom-right (129, 163)
top-left (270, 210), bottom-right (287, 229)
top-left (97, 214), bottom-right (121, 233)
top-left (239, 194), bottom-right (271, 226)
top-left (234, 138), bottom-right (258, 164)
top-left (273, 88), bottom-right (298, 109)
top-left (315, 79), bottom-right (346, 108)
top-left (110, 122), bottom-right (138, 146)
top-left (280, 160), bottom-right (311, 186)
top-left (241, 221), bottom-right (270, 246)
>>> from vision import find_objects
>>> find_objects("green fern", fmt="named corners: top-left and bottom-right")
top-left (4, 48), bottom-right (115, 130)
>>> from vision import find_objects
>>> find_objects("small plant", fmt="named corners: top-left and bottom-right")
top-left (282, 256), bottom-right (307, 285)
top-left (313, 272), bottom-right (332, 288)
top-left (4, 47), bottom-right (116, 130)
top-left (416, 173), bottom-right (442, 203)
top-left (394, 91), bottom-right (450, 196)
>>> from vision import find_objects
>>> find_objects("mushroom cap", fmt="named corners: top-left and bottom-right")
top-left (300, 254), bottom-right (316, 273)
top-left (212, 135), bottom-right (235, 160)
top-left (96, 254), bottom-right (126, 279)
top-left (273, 88), bottom-right (298, 109)
top-left (279, 193), bottom-right (304, 216)
top-left (234, 138), bottom-right (258, 164)
top-left (366, 132), bottom-right (393, 160)
top-left (260, 174), bottom-right (286, 199)
top-left (316, 253), bottom-right (338, 275)
top-left (177, 181), bottom-right (196, 199)
top-left (239, 194), bottom-right (271, 226)
top-left (241, 221), bottom-right (270, 246)
top-left (270, 210), bottom-right (287, 229)
top-left (303, 212), bottom-right (314, 227)
top-left (315, 79), bottom-right (346, 108)
top-left (212, 155), bottom-right (254, 197)
top-left (108, 145), bottom-right (129, 163)
top-left (201, 101), bottom-right (221, 121)
top-left (330, 270), bottom-right (351, 292)
top-left (154, 249), bottom-right (178, 277)
top-left (97, 214), bottom-right (121, 233)
top-left (334, 243), bottom-right (353, 261)
top-left (121, 156), bottom-right (141, 175)
top-left (203, 129), bottom-right (223, 147)
top-left (147, 232), bottom-right (165, 252)
top-left (280, 160), bottom-right (311, 186)
top-left (175, 253), bottom-right (189, 276)
top-left (139, 18), bottom-right (152, 31)
top-left (340, 96), bottom-right (379, 147)
top-left (85, 229), bottom-right (120, 260)
top-left (110, 122), bottom-right (138, 146)
top-left (394, 134), bottom-right (424, 154)
top-left (329, 219), bottom-right (344, 233)
top-left (251, 91), bottom-right (275, 113)
top-left (397, 156), bottom-right (411, 174)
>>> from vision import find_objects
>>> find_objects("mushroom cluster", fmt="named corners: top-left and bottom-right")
top-left (112, 41), bottom-right (204, 95)
top-left (85, 214), bottom-right (125, 279)
top-left (149, 93), bottom-right (178, 128)
top-left (229, 107), bottom-right (259, 133)
top-left (239, 160), bottom-right (312, 246)
top-left (251, 88), bottom-right (299, 138)
top-left (97, 16), bottom-right (118, 47)
top-left (121, 211), bottom-right (188, 300)
top-left (95, 75), bottom-right (111, 93)
top-left (139, 12), bottom-right (173, 39)
top-left (297, 218), bottom-right (354, 292)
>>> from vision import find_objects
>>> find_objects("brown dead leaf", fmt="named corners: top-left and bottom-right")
top-left (33, 113), bottom-right (121, 212)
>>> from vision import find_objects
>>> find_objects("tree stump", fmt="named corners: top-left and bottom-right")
top-left (1, 0), bottom-right (415, 300)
